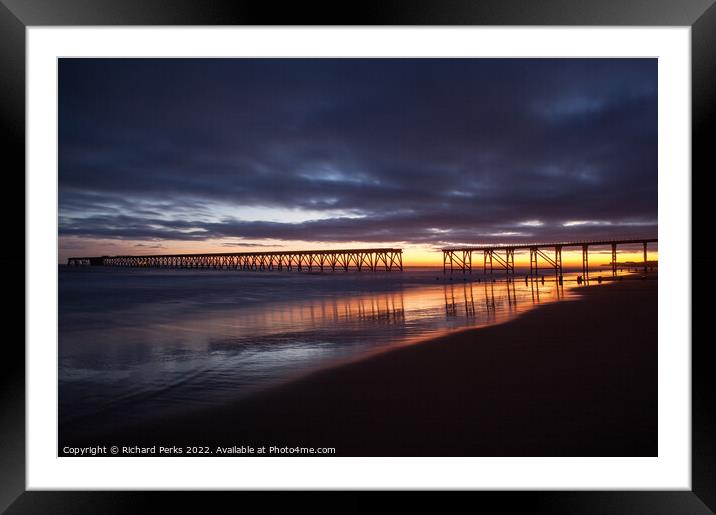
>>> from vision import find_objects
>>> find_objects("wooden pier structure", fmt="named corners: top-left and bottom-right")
top-left (67, 248), bottom-right (403, 272)
top-left (442, 238), bottom-right (657, 277)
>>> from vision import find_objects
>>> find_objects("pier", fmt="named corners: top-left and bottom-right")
top-left (67, 248), bottom-right (404, 272)
top-left (442, 238), bottom-right (657, 276)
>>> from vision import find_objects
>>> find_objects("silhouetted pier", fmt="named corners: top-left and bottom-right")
top-left (67, 248), bottom-right (404, 272)
top-left (442, 238), bottom-right (657, 276)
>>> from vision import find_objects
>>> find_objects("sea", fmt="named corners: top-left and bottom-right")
top-left (58, 265), bottom-right (632, 433)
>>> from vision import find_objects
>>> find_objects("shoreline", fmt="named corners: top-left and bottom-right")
top-left (62, 278), bottom-right (657, 457)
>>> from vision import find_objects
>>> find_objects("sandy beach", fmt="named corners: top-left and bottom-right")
top-left (64, 278), bottom-right (657, 457)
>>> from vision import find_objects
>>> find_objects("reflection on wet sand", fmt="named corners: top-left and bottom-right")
top-left (340, 295), bottom-right (405, 324)
top-left (443, 277), bottom-right (565, 321)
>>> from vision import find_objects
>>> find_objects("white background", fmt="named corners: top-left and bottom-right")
top-left (27, 27), bottom-right (691, 489)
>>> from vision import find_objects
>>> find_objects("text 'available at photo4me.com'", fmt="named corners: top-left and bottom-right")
top-left (61, 445), bottom-right (338, 456)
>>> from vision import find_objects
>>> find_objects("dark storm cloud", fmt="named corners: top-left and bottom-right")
top-left (59, 58), bottom-right (657, 245)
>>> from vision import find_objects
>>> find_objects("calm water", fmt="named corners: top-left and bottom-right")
top-left (59, 266), bottom-right (622, 432)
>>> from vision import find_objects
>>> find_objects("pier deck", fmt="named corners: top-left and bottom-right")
top-left (67, 248), bottom-right (404, 272)
top-left (442, 238), bottom-right (657, 276)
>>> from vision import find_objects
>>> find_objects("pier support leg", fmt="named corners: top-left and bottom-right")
top-left (555, 246), bottom-right (563, 279)
top-left (611, 243), bottom-right (617, 276)
top-left (529, 248), bottom-right (538, 277)
top-left (507, 249), bottom-right (515, 276)
top-left (582, 245), bottom-right (589, 278)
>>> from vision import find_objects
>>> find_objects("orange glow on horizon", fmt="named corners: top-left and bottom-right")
top-left (405, 249), bottom-right (658, 267)
top-left (59, 236), bottom-right (658, 268)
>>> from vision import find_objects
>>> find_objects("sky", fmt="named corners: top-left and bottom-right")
top-left (58, 58), bottom-right (657, 265)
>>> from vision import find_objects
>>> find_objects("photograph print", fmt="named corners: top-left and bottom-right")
top-left (58, 57), bottom-right (657, 457)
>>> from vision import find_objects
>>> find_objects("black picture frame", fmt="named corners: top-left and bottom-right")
top-left (2, 0), bottom-right (713, 512)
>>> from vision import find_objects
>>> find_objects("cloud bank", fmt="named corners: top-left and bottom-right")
top-left (59, 58), bottom-right (657, 248)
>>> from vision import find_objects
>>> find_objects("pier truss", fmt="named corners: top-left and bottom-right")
top-left (67, 248), bottom-right (404, 272)
top-left (442, 238), bottom-right (657, 277)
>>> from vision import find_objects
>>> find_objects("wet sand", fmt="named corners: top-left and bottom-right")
top-left (65, 279), bottom-right (657, 456)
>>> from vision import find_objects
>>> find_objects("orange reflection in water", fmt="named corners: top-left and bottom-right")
top-left (168, 275), bottom-right (575, 353)
top-left (79, 275), bottom-right (574, 360)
